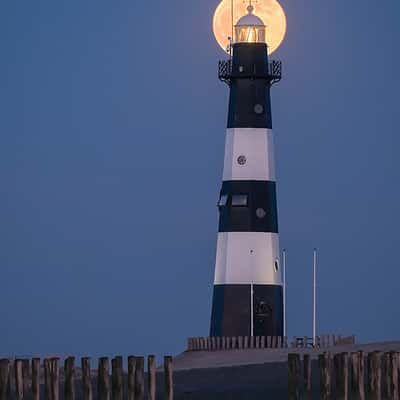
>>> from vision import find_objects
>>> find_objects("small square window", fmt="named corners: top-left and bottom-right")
top-left (231, 194), bottom-right (248, 206)
top-left (218, 194), bottom-right (228, 207)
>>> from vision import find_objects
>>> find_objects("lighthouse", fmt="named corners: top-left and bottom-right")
top-left (210, 4), bottom-right (283, 338)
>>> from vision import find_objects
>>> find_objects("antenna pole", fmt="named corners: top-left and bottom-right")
top-left (313, 248), bottom-right (317, 345)
top-left (283, 249), bottom-right (286, 337)
top-left (250, 249), bottom-right (254, 337)
top-left (231, 0), bottom-right (234, 44)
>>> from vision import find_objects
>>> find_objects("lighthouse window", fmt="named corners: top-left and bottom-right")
top-left (231, 194), bottom-right (248, 207)
top-left (218, 194), bottom-right (228, 207)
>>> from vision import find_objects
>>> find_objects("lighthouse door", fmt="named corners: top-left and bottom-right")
top-left (254, 301), bottom-right (273, 336)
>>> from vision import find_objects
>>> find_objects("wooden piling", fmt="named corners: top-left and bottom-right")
top-left (267, 336), bottom-right (272, 348)
top-left (334, 352), bottom-right (349, 400)
top-left (0, 359), bottom-right (9, 400)
top-left (319, 352), bottom-right (332, 400)
top-left (368, 351), bottom-right (382, 400)
top-left (288, 353), bottom-right (301, 400)
top-left (231, 336), bottom-right (237, 349)
top-left (98, 357), bottom-right (110, 400)
top-left (14, 359), bottom-right (23, 400)
top-left (44, 358), bottom-right (52, 400)
top-left (211, 336), bottom-right (216, 350)
top-left (350, 351), bottom-right (365, 400)
top-left (164, 356), bottom-right (173, 400)
top-left (22, 359), bottom-right (30, 399)
top-left (238, 336), bottom-right (243, 349)
top-left (389, 352), bottom-right (399, 400)
top-left (81, 358), bottom-right (92, 400)
top-left (64, 357), bottom-right (75, 400)
top-left (383, 352), bottom-right (391, 400)
top-left (148, 355), bottom-right (156, 400)
top-left (111, 357), bottom-right (123, 400)
top-left (221, 337), bottom-right (226, 350)
top-left (31, 358), bottom-right (40, 400)
top-left (127, 356), bottom-right (136, 400)
top-left (249, 336), bottom-right (255, 349)
top-left (51, 357), bottom-right (60, 400)
top-left (303, 354), bottom-right (312, 400)
top-left (134, 356), bottom-right (145, 400)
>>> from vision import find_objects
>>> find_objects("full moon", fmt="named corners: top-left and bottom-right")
top-left (212, 0), bottom-right (287, 55)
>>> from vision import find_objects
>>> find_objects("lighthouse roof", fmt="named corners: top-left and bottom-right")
top-left (235, 5), bottom-right (265, 27)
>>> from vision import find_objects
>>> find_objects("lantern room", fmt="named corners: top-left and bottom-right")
top-left (235, 5), bottom-right (266, 44)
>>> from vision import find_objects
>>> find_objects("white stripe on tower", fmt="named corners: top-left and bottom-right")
top-left (223, 128), bottom-right (276, 182)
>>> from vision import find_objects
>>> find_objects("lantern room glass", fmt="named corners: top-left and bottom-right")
top-left (235, 25), bottom-right (266, 43)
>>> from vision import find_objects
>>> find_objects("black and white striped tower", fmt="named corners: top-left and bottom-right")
top-left (210, 5), bottom-right (283, 337)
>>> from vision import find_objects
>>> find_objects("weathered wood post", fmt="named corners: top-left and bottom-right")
top-left (232, 336), bottom-right (237, 349)
top-left (368, 351), bottom-right (382, 400)
top-left (319, 352), bottom-right (332, 400)
top-left (134, 356), bottom-right (145, 400)
top-left (44, 358), bottom-right (52, 400)
top-left (64, 356), bottom-right (75, 400)
top-left (288, 353), bottom-right (301, 400)
top-left (51, 357), bottom-right (60, 400)
top-left (164, 356), bottom-right (173, 400)
top-left (148, 355), bottom-right (156, 400)
top-left (389, 352), bottom-right (399, 400)
top-left (0, 359), bottom-right (9, 400)
top-left (98, 357), bottom-right (110, 400)
top-left (14, 359), bottom-right (24, 400)
top-left (350, 351), bottom-right (365, 400)
top-left (383, 352), bottom-right (391, 400)
top-left (22, 359), bottom-right (30, 399)
top-left (31, 358), bottom-right (40, 400)
top-left (303, 354), bottom-right (312, 400)
top-left (81, 357), bottom-right (92, 400)
top-left (127, 356), bottom-right (136, 400)
top-left (111, 357), bottom-right (123, 400)
top-left (334, 352), bottom-right (349, 400)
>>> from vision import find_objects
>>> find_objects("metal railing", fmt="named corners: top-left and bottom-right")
top-left (218, 59), bottom-right (282, 85)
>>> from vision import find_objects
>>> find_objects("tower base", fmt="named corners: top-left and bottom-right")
top-left (210, 284), bottom-right (283, 337)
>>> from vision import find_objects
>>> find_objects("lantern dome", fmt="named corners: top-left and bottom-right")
top-left (234, 5), bottom-right (266, 43)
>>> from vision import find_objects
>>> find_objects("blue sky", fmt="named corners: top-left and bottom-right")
top-left (1, 0), bottom-right (399, 359)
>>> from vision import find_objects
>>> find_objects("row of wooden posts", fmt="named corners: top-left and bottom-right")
top-left (187, 335), bottom-right (289, 351)
top-left (288, 350), bottom-right (400, 400)
top-left (291, 335), bottom-right (356, 349)
top-left (0, 355), bottom-right (173, 400)
top-left (187, 334), bottom-right (356, 351)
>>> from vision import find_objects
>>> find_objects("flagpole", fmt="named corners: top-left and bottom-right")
top-left (313, 248), bottom-right (317, 345)
top-left (283, 248), bottom-right (286, 337)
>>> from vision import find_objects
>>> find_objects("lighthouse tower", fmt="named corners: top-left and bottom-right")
top-left (210, 5), bottom-right (283, 338)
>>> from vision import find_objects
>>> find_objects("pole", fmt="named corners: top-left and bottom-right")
top-left (313, 248), bottom-right (317, 346)
top-left (250, 249), bottom-right (254, 337)
top-left (283, 249), bottom-right (287, 337)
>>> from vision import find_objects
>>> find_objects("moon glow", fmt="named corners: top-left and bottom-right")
top-left (212, 0), bottom-right (287, 55)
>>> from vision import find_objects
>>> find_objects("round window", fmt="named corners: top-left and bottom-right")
top-left (256, 208), bottom-right (266, 218)
top-left (254, 104), bottom-right (264, 114)
top-left (237, 155), bottom-right (247, 165)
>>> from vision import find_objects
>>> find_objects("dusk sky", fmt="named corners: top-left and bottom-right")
top-left (1, 0), bottom-right (400, 360)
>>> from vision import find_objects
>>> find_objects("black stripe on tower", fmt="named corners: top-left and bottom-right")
top-left (210, 285), bottom-right (283, 337)
top-left (218, 180), bottom-right (278, 233)
top-left (227, 43), bottom-right (272, 129)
